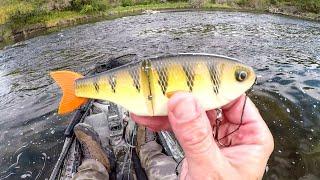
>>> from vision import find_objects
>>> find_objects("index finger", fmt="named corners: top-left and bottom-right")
top-left (221, 94), bottom-right (274, 149)
top-left (222, 94), bottom-right (262, 125)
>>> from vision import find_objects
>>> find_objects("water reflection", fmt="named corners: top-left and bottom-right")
top-left (0, 11), bottom-right (319, 179)
top-left (251, 89), bottom-right (320, 179)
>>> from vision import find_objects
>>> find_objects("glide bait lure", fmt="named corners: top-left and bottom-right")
top-left (50, 54), bottom-right (256, 116)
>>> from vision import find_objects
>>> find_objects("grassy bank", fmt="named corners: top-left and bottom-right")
top-left (0, 0), bottom-right (319, 48)
top-left (1, 1), bottom-right (193, 47)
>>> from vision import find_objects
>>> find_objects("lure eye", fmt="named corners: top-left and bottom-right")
top-left (236, 70), bottom-right (247, 82)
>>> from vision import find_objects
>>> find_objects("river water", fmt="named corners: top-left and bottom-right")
top-left (0, 11), bottom-right (319, 179)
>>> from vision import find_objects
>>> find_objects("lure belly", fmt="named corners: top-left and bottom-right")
top-left (50, 54), bottom-right (256, 116)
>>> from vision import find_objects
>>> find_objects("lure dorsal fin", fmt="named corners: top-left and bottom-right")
top-left (50, 71), bottom-right (88, 114)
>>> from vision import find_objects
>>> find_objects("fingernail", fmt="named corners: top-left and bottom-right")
top-left (172, 96), bottom-right (200, 121)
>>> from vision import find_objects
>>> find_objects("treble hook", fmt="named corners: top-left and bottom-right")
top-left (214, 96), bottom-right (248, 147)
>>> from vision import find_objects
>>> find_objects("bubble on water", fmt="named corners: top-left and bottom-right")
top-left (311, 129), bottom-right (314, 132)
top-left (309, 137), bottom-right (313, 140)
top-left (292, 161), bottom-right (296, 165)
top-left (313, 105), bottom-right (316, 108)
top-left (286, 108), bottom-right (290, 113)
top-left (300, 87), bottom-right (306, 94)
top-left (21, 174), bottom-right (32, 179)
top-left (278, 150), bottom-right (282, 153)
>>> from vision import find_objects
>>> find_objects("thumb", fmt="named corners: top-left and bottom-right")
top-left (167, 93), bottom-right (229, 177)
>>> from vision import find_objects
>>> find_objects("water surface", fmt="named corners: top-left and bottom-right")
top-left (0, 11), bottom-right (319, 179)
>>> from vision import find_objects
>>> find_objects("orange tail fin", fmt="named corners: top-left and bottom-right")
top-left (50, 71), bottom-right (88, 115)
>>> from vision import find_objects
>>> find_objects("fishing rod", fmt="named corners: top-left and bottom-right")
top-left (49, 100), bottom-right (93, 180)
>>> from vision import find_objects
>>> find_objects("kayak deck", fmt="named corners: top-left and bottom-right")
top-left (57, 101), bottom-right (135, 179)
top-left (55, 100), bottom-right (184, 179)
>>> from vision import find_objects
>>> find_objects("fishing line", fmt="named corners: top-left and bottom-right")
top-left (215, 95), bottom-right (248, 147)
top-left (120, 122), bottom-right (136, 180)
top-left (175, 157), bottom-right (185, 175)
top-left (126, 125), bottom-right (136, 180)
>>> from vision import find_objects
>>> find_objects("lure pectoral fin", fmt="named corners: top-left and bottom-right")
top-left (50, 71), bottom-right (88, 114)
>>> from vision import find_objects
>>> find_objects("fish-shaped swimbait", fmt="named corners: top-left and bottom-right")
top-left (50, 54), bottom-right (256, 116)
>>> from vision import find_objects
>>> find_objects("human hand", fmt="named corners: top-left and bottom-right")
top-left (131, 92), bottom-right (274, 180)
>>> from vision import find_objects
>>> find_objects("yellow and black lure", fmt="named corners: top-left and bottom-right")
top-left (50, 53), bottom-right (256, 116)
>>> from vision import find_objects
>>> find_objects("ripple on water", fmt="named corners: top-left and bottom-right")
top-left (304, 80), bottom-right (320, 88)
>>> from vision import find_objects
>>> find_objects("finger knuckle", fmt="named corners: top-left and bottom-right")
top-left (180, 125), bottom-right (211, 152)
